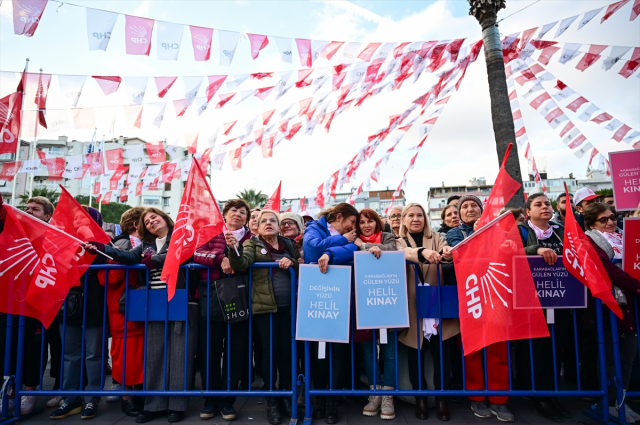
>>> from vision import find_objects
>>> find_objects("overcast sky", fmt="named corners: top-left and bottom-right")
top-left (1, 0), bottom-right (638, 205)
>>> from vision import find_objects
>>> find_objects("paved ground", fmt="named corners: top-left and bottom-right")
top-left (8, 389), bottom-right (609, 425)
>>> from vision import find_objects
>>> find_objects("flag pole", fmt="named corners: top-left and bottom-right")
top-left (98, 134), bottom-right (105, 213)
top-left (28, 68), bottom-right (43, 199)
top-left (9, 204), bottom-right (113, 260)
top-left (88, 128), bottom-right (97, 208)
top-left (10, 58), bottom-right (28, 206)
top-left (501, 143), bottom-right (513, 168)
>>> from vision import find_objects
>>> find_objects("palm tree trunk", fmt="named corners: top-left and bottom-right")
top-left (479, 9), bottom-right (525, 207)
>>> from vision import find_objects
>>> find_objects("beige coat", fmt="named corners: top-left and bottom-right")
top-left (396, 229), bottom-right (460, 349)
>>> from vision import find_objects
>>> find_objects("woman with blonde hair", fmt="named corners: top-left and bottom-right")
top-left (396, 203), bottom-right (455, 421)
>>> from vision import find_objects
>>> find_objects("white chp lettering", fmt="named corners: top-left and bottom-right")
top-left (130, 26), bottom-right (148, 44)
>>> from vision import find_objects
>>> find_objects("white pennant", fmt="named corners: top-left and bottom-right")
top-left (211, 153), bottom-right (225, 171)
top-left (554, 15), bottom-right (578, 38)
top-left (312, 40), bottom-right (330, 64)
top-left (552, 87), bottom-right (576, 101)
top-left (226, 74), bottom-right (250, 90)
top-left (195, 97), bottom-right (209, 116)
top-left (57, 75), bottom-right (86, 108)
top-left (537, 21), bottom-right (558, 39)
top-left (124, 77), bottom-right (148, 105)
top-left (182, 76), bottom-right (203, 107)
top-left (44, 109), bottom-right (70, 134)
top-left (95, 106), bottom-right (119, 135)
top-left (602, 46), bottom-right (632, 71)
top-left (604, 119), bottom-right (623, 132)
top-left (273, 36), bottom-right (293, 63)
top-left (86, 8), bottom-right (118, 51)
top-left (62, 155), bottom-right (83, 179)
top-left (373, 42), bottom-right (398, 62)
top-left (338, 42), bottom-right (363, 65)
top-left (578, 7), bottom-right (604, 30)
top-left (573, 142), bottom-right (593, 158)
top-left (558, 43), bottom-right (582, 64)
top-left (165, 145), bottom-right (179, 160)
top-left (578, 104), bottom-right (600, 122)
top-left (218, 30), bottom-right (241, 67)
top-left (125, 144), bottom-right (146, 169)
top-left (156, 21), bottom-right (183, 61)
top-left (19, 159), bottom-right (41, 175)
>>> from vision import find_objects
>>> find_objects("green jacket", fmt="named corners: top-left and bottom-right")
top-left (228, 235), bottom-right (300, 315)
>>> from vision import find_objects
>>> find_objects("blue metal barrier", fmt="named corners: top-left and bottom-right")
top-left (0, 262), bottom-right (298, 425)
top-left (0, 260), bottom-right (630, 425)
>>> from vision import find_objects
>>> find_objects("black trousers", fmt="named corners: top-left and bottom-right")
top-left (516, 309), bottom-right (573, 395)
top-left (198, 318), bottom-right (249, 406)
top-left (254, 308), bottom-right (292, 391)
top-left (0, 315), bottom-right (42, 388)
top-left (310, 341), bottom-right (348, 391)
top-left (407, 335), bottom-right (450, 398)
top-left (42, 323), bottom-right (62, 389)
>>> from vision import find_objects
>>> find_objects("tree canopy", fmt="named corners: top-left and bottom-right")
top-left (235, 188), bottom-right (267, 209)
top-left (73, 195), bottom-right (132, 225)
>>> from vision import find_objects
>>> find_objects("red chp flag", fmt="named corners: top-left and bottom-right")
top-left (162, 158), bottom-right (225, 300)
top-left (562, 183), bottom-right (622, 318)
top-left (0, 205), bottom-right (88, 328)
top-left (0, 91), bottom-right (22, 155)
top-left (476, 143), bottom-right (521, 229)
top-left (263, 181), bottom-right (281, 212)
top-left (452, 212), bottom-right (549, 355)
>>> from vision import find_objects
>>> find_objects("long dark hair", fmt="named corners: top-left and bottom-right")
top-left (318, 203), bottom-right (359, 224)
top-left (138, 207), bottom-right (175, 242)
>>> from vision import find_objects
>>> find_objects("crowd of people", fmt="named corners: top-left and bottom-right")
top-left (1, 187), bottom-right (640, 424)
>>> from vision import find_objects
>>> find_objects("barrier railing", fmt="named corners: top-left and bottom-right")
top-left (0, 261), bottom-right (632, 425)
top-left (1, 262), bottom-right (298, 425)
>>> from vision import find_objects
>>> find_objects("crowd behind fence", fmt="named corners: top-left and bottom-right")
top-left (0, 261), bottom-right (635, 425)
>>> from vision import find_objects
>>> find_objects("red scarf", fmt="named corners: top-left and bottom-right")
top-left (360, 231), bottom-right (382, 244)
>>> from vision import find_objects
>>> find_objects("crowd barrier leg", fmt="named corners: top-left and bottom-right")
top-left (1, 315), bottom-right (14, 420)
top-left (304, 341), bottom-right (312, 425)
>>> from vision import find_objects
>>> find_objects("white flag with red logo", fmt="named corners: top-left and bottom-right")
top-left (452, 212), bottom-right (549, 355)
top-left (161, 158), bottom-right (225, 300)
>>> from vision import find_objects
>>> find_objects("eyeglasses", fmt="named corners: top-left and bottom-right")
top-left (281, 221), bottom-right (296, 228)
top-left (595, 215), bottom-right (617, 224)
top-left (389, 214), bottom-right (401, 219)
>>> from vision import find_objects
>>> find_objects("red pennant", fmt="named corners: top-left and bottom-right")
top-left (247, 33), bottom-right (269, 59)
top-left (295, 38), bottom-right (312, 67)
top-left (184, 132), bottom-right (199, 154)
top-left (357, 43), bottom-right (382, 61)
top-left (216, 92), bottom-right (236, 109)
top-left (161, 159), bottom-right (225, 300)
top-left (452, 212), bottom-right (549, 355)
top-left (206, 75), bottom-right (227, 102)
top-left (155, 76), bottom-right (177, 98)
top-left (229, 147), bottom-right (243, 171)
top-left (145, 142), bottom-right (165, 163)
top-left (321, 41), bottom-right (344, 60)
top-left (0, 91), bottom-right (23, 155)
top-left (562, 184), bottom-right (622, 319)
top-left (262, 109), bottom-right (276, 126)
top-left (189, 25), bottom-right (213, 61)
top-left (104, 148), bottom-right (124, 171)
top-left (92, 76), bottom-right (122, 96)
top-left (223, 120), bottom-right (237, 136)
top-left (263, 181), bottom-right (282, 211)
top-left (0, 161), bottom-right (22, 182)
top-left (43, 157), bottom-right (64, 180)
top-left (254, 86), bottom-right (275, 101)
top-left (476, 145), bottom-right (521, 228)
top-left (12, 0), bottom-right (48, 37)
top-left (601, 0), bottom-right (631, 23)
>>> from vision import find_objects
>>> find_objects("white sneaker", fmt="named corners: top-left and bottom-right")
top-left (627, 405), bottom-right (640, 423)
top-left (610, 406), bottom-right (636, 423)
top-left (46, 396), bottom-right (63, 408)
top-left (106, 383), bottom-right (121, 403)
top-left (20, 396), bottom-right (36, 415)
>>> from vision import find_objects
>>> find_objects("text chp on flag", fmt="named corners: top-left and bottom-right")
top-left (451, 212), bottom-right (550, 355)
top-left (161, 158), bottom-right (225, 300)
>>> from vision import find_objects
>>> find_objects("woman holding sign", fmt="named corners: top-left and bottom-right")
top-left (354, 208), bottom-right (399, 419)
top-left (303, 203), bottom-right (359, 424)
top-left (227, 210), bottom-right (300, 425)
top-left (396, 203), bottom-right (455, 421)
top-left (584, 203), bottom-right (640, 422)
top-left (516, 193), bottom-right (573, 422)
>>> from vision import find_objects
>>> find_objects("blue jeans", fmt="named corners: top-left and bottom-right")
top-left (59, 325), bottom-right (103, 405)
top-left (359, 329), bottom-right (396, 388)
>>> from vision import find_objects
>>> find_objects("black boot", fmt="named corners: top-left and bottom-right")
top-left (325, 396), bottom-right (339, 424)
top-left (279, 397), bottom-right (293, 417)
top-left (266, 398), bottom-right (282, 425)
top-left (533, 400), bottom-right (563, 423)
top-left (313, 396), bottom-right (326, 419)
top-left (121, 398), bottom-right (141, 417)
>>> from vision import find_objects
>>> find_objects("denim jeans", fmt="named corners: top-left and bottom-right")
top-left (359, 329), bottom-right (397, 388)
top-left (59, 325), bottom-right (103, 405)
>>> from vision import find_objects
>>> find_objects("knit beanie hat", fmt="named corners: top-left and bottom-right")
top-left (279, 212), bottom-right (304, 232)
top-left (457, 195), bottom-right (483, 215)
top-left (86, 206), bottom-right (104, 227)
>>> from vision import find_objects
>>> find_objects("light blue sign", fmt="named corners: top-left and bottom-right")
top-left (295, 264), bottom-right (352, 343)
top-left (354, 251), bottom-right (409, 329)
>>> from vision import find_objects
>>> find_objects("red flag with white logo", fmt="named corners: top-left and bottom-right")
top-left (145, 142), bottom-right (165, 164)
top-left (0, 161), bottom-right (22, 182)
top-left (43, 157), bottom-right (65, 180)
top-left (125, 15), bottom-right (154, 56)
top-left (452, 213), bottom-right (549, 355)
top-left (0, 91), bottom-right (22, 155)
top-left (263, 181), bottom-right (281, 212)
top-left (0, 204), bottom-right (91, 328)
top-left (105, 148), bottom-right (123, 171)
top-left (561, 183), bottom-right (622, 318)
top-left (476, 144), bottom-right (522, 228)
top-left (12, 0), bottom-right (48, 37)
top-left (161, 158), bottom-right (225, 300)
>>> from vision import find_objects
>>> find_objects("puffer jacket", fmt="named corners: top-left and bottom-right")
top-left (193, 226), bottom-right (252, 280)
top-left (445, 223), bottom-right (474, 248)
top-left (303, 216), bottom-right (357, 265)
top-left (228, 235), bottom-right (300, 315)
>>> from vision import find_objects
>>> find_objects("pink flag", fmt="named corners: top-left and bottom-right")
top-left (357, 43), bottom-right (382, 61)
top-left (104, 148), bottom-right (123, 171)
top-left (145, 142), bottom-right (165, 163)
top-left (229, 147), bottom-right (242, 171)
top-left (567, 96), bottom-right (589, 112)
top-left (216, 93), bottom-right (236, 109)
top-left (155, 76), bottom-right (177, 98)
top-left (591, 112), bottom-right (614, 125)
top-left (190, 26), bottom-right (213, 61)
top-left (321, 41), bottom-right (344, 60)
top-left (184, 132), bottom-right (199, 154)
top-left (173, 99), bottom-right (188, 117)
top-left (613, 124), bottom-right (632, 142)
top-left (632, 0), bottom-right (640, 20)
top-left (262, 109), bottom-right (275, 126)
top-left (575, 45), bottom-right (608, 72)
top-left (295, 38), bottom-right (312, 67)
top-left (619, 47), bottom-right (640, 78)
top-left (205, 75), bottom-right (227, 102)
top-left (125, 15), bottom-right (154, 56)
top-left (254, 86), bottom-right (275, 101)
top-left (223, 120), bottom-right (237, 136)
top-left (43, 157), bottom-right (64, 180)
top-left (122, 104), bottom-right (143, 129)
top-left (92, 76), bottom-right (122, 96)
top-left (13, 0), bottom-right (48, 37)
top-left (601, 0), bottom-right (631, 23)
top-left (247, 33), bottom-right (269, 59)
top-left (530, 92), bottom-right (552, 110)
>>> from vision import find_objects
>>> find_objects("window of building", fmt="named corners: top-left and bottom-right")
top-left (0, 153), bottom-right (15, 160)
top-left (162, 197), bottom-right (170, 207)
top-left (82, 176), bottom-right (92, 188)
top-left (369, 201), bottom-right (380, 211)
top-left (142, 196), bottom-right (160, 206)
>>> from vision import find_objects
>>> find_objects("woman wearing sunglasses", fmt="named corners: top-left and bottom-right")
top-left (584, 202), bottom-right (640, 423)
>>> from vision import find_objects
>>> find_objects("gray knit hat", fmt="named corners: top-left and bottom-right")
top-left (279, 212), bottom-right (304, 232)
top-left (457, 195), bottom-right (483, 215)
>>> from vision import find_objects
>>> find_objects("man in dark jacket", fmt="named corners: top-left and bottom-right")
top-left (551, 192), bottom-right (574, 225)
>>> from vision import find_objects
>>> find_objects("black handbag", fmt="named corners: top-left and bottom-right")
top-left (57, 287), bottom-right (84, 321)
top-left (215, 276), bottom-right (250, 324)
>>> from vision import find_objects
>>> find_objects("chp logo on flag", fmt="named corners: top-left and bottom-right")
top-left (465, 262), bottom-right (512, 319)
top-left (173, 204), bottom-right (195, 258)
top-left (0, 237), bottom-right (57, 289)
top-left (130, 26), bottom-right (148, 43)
top-left (17, 3), bottom-right (42, 24)
top-left (194, 35), bottom-right (211, 51)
